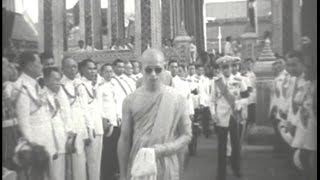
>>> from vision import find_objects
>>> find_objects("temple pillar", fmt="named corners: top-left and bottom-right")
top-left (271, 0), bottom-right (283, 55)
top-left (79, 0), bottom-right (92, 45)
top-left (91, 0), bottom-right (102, 49)
top-left (151, 0), bottom-right (162, 49)
top-left (38, 0), bottom-right (65, 65)
top-left (109, 0), bottom-right (125, 45)
top-left (135, 0), bottom-right (151, 56)
top-left (162, 0), bottom-right (172, 40)
top-left (292, 0), bottom-right (301, 50)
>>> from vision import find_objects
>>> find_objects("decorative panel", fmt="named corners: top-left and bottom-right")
top-left (140, 0), bottom-right (151, 52)
top-left (43, 0), bottom-right (53, 52)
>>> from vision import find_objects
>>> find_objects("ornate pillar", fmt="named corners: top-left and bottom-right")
top-left (271, 0), bottom-right (283, 55)
top-left (38, 0), bottom-right (65, 65)
top-left (109, 0), bottom-right (125, 44)
top-left (282, 0), bottom-right (293, 54)
top-left (135, 0), bottom-right (151, 55)
top-left (79, 0), bottom-right (92, 45)
top-left (91, 0), bottom-right (102, 49)
top-left (151, 0), bottom-right (162, 49)
top-left (162, 0), bottom-right (172, 40)
top-left (292, 0), bottom-right (301, 50)
top-left (52, 0), bottom-right (66, 65)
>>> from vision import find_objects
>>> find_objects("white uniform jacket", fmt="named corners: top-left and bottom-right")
top-left (97, 80), bottom-right (118, 126)
top-left (14, 73), bottom-right (56, 156)
top-left (77, 77), bottom-right (103, 135)
top-left (172, 76), bottom-right (194, 115)
top-left (60, 75), bottom-right (89, 154)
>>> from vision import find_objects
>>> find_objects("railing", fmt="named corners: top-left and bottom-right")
top-left (63, 49), bottom-right (136, 64)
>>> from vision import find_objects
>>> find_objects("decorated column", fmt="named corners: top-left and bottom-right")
top-left (91, 0), bottom-right (102, 49)
top-left (38, 0), bottom-right (65, 65)
top-left (134, 0), bottom-right (151, 55)
top-left (108, 0), bottom-right (125, 45)
top-left (151, 0), bottom-right (162, 49)
top-left (271, 0), bottom-right (283, 55)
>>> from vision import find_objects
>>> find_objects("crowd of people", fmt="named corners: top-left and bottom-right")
top-left (269, 51), bottom-right (317, 180)
top-left (2, 40), bottom-right (316, 180)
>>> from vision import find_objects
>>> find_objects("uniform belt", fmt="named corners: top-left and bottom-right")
top-left (2, 118), bottom-right (18, 128)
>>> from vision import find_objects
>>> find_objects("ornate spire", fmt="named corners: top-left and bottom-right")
top-left (174, 21), bottom-right (192, 42)
top-left (258, 38), bottom-right (276, 61)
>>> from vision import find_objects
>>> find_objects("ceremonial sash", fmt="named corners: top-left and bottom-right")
top-left (78, 83), bottom-right (95, 104)
top-left (60, 84), bottom-right (77, 106)
top-left (215, 77), bottom-right (243, 122)
top-left (47, 97), bottom-right (61, 157)
top-left (121, 77), bottom-right (133, 92)
top-left (112, 77), bottom-right (129, 95)
top-left (15, 85), bottom-right (43, 115)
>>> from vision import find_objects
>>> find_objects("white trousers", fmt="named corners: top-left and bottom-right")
top-left (85, 135), bottom-right (103, 180)
top-left (49, 154), bottom-right (66, 180)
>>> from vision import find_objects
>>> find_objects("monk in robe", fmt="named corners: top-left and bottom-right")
top-left (118, 48), bottom-right (192, 180)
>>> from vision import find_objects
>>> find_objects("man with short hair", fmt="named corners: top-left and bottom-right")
top-left (107, 59), bottom-right (133, 179)
top-left (131, 60), bottom-right (143, 80)
top-left (123, 61), bottom-right (137, 91)
top-left (284, 51), bottom-right (316, 180)
top-left (78, 40), bottom-right (86, 51)
top-left (242, 58), bottom-right (257, 138)
top-left (118, 48), bottom-right (192, 180)
top-left (196, 64), bottom-right (212, 138)
top-left (14, 51), bottom-right (55, 179)
top-left (60, 57), bottom-right (89, 180)
top-left (212, 56), bottom-right (247, 180)
top-left (40, 52), bottom-right (56, 68)
top-left (42, 67), bottom-right (74, 180)
top-left (77, 59), bottom-right (103, 180)
top-left (99, 63), bottom-right (120, 180)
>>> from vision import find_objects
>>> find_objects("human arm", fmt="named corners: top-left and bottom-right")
top-left (15, 89), bottom-right (32, 140)
top-left (153, 96), bottom-right (192, 158)
top-left (118, 96), bottom-right (133, 180)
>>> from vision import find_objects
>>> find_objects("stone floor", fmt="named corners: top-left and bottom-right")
top-left (182, 135), bottom-right (303, 180)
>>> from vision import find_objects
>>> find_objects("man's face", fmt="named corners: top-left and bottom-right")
top-left (274, 62), bottom-right (284, 74)
top-left (178, 66), bottom-right (186, 78)
top-left (143, 61), bottom-right (164, 87)
top-left (124, 63), bottom-right (133, 76)
top-left (222, 64), bottom-right (231, 77)
top-left (101, 65), bottom-right (113, 81)
top-left (42, 58), bottom-right (55, 68)
top-left (44, 71), bottom-right (62, 93)
top-left (132, 62), bottom-right (140, 74)
top-left (245, 61), bottom-right (253, 71)
top-left (231, 64), bottom-right (239, 74)
top-left (169, 62), bottom-right (178, 77)
top-left (213, 68), bottom-right (220, 77)
top-left (83, 62), bottom-right (97, 81)
top-left (62, 58), bottom-right (78, 80)
top-left (113, 62), bottom-right (124, 76)
top-left (188, 66), bottom-right (196, 76)
top-left (286, 57), bottom-right (304, 77)
top-left (196, 67), bottom-right (204, 76)
top-left (29, 54), bottom-right (43, 78)
top-left (79, 41), bottom-right (84, 48)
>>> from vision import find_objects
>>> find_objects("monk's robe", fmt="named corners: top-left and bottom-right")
top-left (125, 86), bottom-right (192, 180)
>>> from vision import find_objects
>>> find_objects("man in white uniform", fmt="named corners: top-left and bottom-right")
top-left (123, 61), bottom-right (137, 91)
top-left (131, 60), bottom-right (143, 80)
top-left (99, 63), bottom-right (120, 180)
top-left (61, 57), bottom-right (89, 180)
top-left (196, 64), bottom-right (212, 138)
top-left (108, 59), bottom-right (133, 179)
top-left (78, 59), bottom-right (103, 180)
top-left (211, 56), bottom-right (247, 180)
top-left (14, 51), bottom-right (55, 179)
top-left (42, 67), bottom-right (74, 180)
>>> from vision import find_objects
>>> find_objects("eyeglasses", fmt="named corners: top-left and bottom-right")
top-left (144, 66), bottom-right (163, 74)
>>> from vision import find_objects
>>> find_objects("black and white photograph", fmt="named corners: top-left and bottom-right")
top-left (2, 0), bottom-right (317, 180)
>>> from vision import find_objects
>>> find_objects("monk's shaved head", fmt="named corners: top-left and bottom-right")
top-left (140, 48), bottom-right (165, 68)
